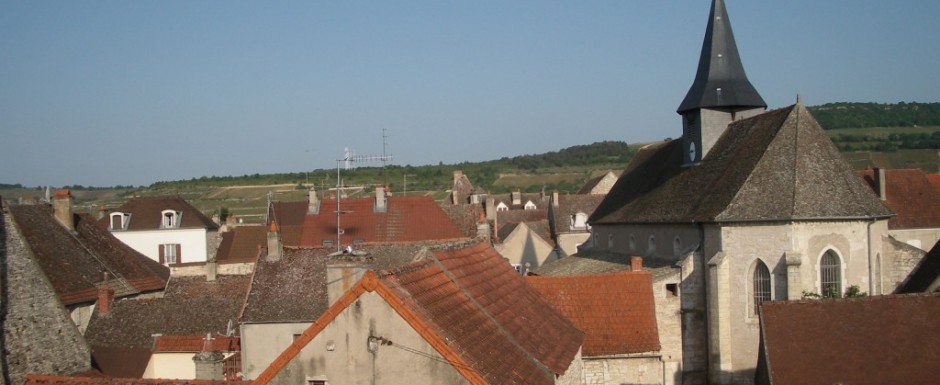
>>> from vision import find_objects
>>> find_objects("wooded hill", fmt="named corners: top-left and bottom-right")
top-left (808, 102), bottom-right (940, 130)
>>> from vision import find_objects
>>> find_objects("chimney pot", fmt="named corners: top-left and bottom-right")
top-left (630, 256), bottom-right (643, 272)
top-left (97, 274), bottom-right (115, 315)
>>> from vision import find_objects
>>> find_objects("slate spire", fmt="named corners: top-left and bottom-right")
top-left (677, 0), bottom-right (766, 114)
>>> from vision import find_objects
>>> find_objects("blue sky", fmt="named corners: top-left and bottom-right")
top-left (2, 1), bottom-right (938, 187)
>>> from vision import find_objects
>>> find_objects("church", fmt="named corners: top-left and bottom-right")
top-left (540, 1), bottom-right (912, 384)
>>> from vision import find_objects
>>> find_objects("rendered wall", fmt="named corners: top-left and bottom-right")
top-left (260, 291), bottom-right (468, 385)
top-left (241, 322), bottom-right (311, 380)
top-left (112, 228), bottom-right (209, 263)
top-left (583, 356), bottom-right (663, 385)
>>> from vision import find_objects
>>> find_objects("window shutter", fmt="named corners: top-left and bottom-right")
top-left (176, 244), bottom-right (182, 264)
top-left (159, 244), bottom-right (165, 264)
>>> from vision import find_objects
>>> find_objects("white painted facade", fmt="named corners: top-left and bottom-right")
top-left (143, 352), bottom-right (236, 379)
top-left (112, 227), bottom-right (211, 264)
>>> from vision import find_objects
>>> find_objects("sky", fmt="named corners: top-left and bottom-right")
top-left (2, 1), bottom-right (939, 188)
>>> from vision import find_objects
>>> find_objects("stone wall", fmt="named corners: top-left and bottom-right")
top-left (1, 206), bottom-right (90, 385)
top-left (582, 355), bottom-right (663, 385)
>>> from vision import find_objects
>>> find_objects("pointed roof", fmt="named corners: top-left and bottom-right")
top-left (100, 195), bottom-right (218, 231)
top-left (252, 241), bottom-right (583, 385)
top-left (677, 0), bottom-right (766, 114)
top-left (592, 104), bottom-right (893, 224)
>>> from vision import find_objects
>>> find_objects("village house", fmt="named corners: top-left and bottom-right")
top-left (755, 293), bottom-right (940, 385)
top-left (101, 196), bottom-right (221, 269)
top-left (247, 239), bottom-right (584, 385)
top-left (858, 167), bottom-right (940, 250)
top-left (527, 261), bottom-right (680, 385)
top-left (1, 191), bottom-right (170, 385)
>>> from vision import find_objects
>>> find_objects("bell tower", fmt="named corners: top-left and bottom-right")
top-left (678, 0), bottom-right (766, 165)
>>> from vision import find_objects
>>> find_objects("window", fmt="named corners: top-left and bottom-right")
top-left (523, 200), bottom-right (537, 210)
top-left (647, 235), bottom-right (656, 253)
top-left (110, 212), bottom-right (129, 230)
top-left (322, 240), bottom-right (333, 247)
top-left (629, 235), bottom-right (636, 251)
top-left (570, 212), bottom-right (588, 230)
top-left (820, 250), bottom-right (842, 298)
top-left (752, 260), bottom-right (771, 315)
top-left (161, 210), bottom-right (180, 228)
top-left (496, 202), bottom-right (509, 212)
top-left (159, 244), bottom-right (181, 265)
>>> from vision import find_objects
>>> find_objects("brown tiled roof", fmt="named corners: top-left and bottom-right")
top-left (85, 275), bottom-right (251, 349)
top-left (535, 248), bottom-right (679, 281)
top-left (299, 196), bottom-right (465, 246)
top-left (152, 335), bottom-right (239, 353)
top-left (927, 173), bottom-right (940, 194)
top-left (215, 226), bottom-right (264, 264)
top-left (252, 241), bottom-right (582, 385)
top-left (591, 104), bottom-right (893, 224)
top-left (896, 240), bottom-right (940, 294)
top-left (526, 271), bottom-right (660, 356)
top-left (8, 205), bottom-right (169, 305)
top-left (858, 168), bottom-right (940, 230)
top-left (24, 375), bottom-right (247, 385)
top-left (549, 194), bottom-right (605, 235)
top-left (239, 248), bottom-right (330, 323)
top-left (267, 201), bottom-right (308, 246)
top-left (101, 196), bottom-right (218, 231)
top-left (757, 294), bottom-right (940, 385)
top-left (90, 347), bottom-right (151, 379)
top-left (495, 207), bottom-right (547, 226)
top-left (439, 204), bottom-right (483, 238)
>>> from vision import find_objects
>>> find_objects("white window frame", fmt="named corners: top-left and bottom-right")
top-left (161, 209), bottom-right (181, 229)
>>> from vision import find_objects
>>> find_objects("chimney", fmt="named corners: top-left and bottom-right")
top-left (53, 189), bottom-right (74, 230)
top-left (511, 190), bottom-right (521, 206)
top-left (374, 186), bottom-right (387, 213)
top-left (97, 273), bottom-right (115, 315)
top-left (485, 197), bottom-right (496, 221)
top-left (452, 171), bottom-right (463, 205)
top-left (874, 167), bottom-right (887, 200)
top-left (552, 190), bottom-right (559, 207)
top-left (308, 187), bottom-right (320, 214)
top-left (266, 222), bottom-right (282, 262)
top-left (193, 333), bottom-right (225, 380)
top-left (476, 210), bottom-right (491, 241)
top-left (97, 204), bottom-right (107, 220)
top-left (630, 256), bottom-right (643, 272)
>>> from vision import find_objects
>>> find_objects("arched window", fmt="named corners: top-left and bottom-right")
top-left (752, 260), bottom-right (771, 315)
top-left (820, 250), bottom-right (842, 298)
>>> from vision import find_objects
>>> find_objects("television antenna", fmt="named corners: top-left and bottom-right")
top-left (334, 148), bottom-right (393, 251)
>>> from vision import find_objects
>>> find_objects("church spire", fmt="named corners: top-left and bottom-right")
top-left (678, 0), bottom-right (766, 165)
top-left (677, 0), bottom-right (765, 114)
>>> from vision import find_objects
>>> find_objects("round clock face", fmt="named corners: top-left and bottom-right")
top-left (689, 142), bottom-right (697, 162)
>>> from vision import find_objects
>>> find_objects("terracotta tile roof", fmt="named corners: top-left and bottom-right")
top-left (152, 335), bottom-right (239, 353)
top-left (100, 196), bottom-right (218, 231)
top-left (757, 294), bottom-right (940, 385)
top-left (90, 347), bottom-right (151, 378)
top-left (591, 104), bottom-right (893, 224)
top-left (858, 168), bottom-right (940, 230)
top-left (85, 275), bottom-right (251, 349)
top-left (8, 204), bottom-right (169, 305)
top-left (896, 239), bottom-right (940, 293)
top-left (526, 272), bottom-right (660, 356)
top-left (215, 226), bottom-right (264, 264)
top-left (252, 240), bottom-right (582, 385)
top-left (927, 173), bottom-right (940, 194)
top-left (298, 196), bottom-right (465, 247)
top-left (24, 374), bottom-right (247, 385)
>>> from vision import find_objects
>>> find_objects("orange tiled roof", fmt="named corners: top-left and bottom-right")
top-left (24, 374), bottom-right (246, 385)
top-left (251, 241), bottom-right (582, 385)
top-left (152, 335), bottom-right (239, 353)
top-left (526, 271), bottom-right (661, 356)
top-left (299, 196), bottom-right (465, 246)
top-left (858, 168), bottom-right (940, 230)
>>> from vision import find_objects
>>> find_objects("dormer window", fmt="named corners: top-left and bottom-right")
top-left (161, 210), bottom-right (181, 229)
top-left (523, 200), bottom-right (537, 210)
top-left (496, 202), bottom-right (509, 212)
top-left (110, 212), bottom-right (130, 230)
top-left (570, 212), bottom-right (589, 230)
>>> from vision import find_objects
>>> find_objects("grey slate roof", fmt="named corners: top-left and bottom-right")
top-left (591, 103), bottom-right (893, 225)
top-left (677, 0), bottom-right (765, 114)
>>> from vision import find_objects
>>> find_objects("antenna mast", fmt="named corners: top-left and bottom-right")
top-left (334, 149), bottom-right (393, 251)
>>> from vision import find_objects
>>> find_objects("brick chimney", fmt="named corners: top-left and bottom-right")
top-left (630, 256), bottom-right (643, 272)
top-left (266, 221), bottom-right (281, 262)
top-left (374, 186), bottom-right (387, 213)
top-left (97, 273), bottom-right (115, 315)
top-left (53, 189), bottom-right (74, 231)
top-left (308, 187), bottom-right (320, 214)
top-left (874, 167), bottom-right (887, 200)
